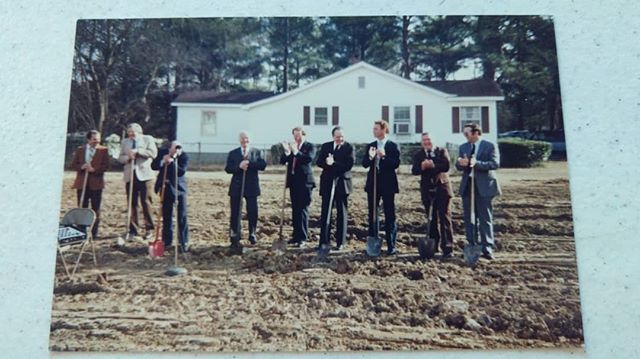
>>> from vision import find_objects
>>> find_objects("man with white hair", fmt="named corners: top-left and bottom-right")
top-left (118, 123), bottom-right (158, 239)
top-left (151, 140), bottom-right (189, 252)
top-left (224, 131), bottom-right (267, 255)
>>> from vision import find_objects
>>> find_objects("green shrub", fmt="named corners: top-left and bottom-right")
top-left (498, 138), bottom-right (552, 168)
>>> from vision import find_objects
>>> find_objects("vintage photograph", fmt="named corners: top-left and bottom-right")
top-left (50, 16), bottom-right (583, 351)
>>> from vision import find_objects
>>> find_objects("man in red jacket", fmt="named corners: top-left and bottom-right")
top-left (70, 130), bottom-right (111, 238)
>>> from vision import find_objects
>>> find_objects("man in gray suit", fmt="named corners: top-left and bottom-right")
top-left (118, 123), bottom-right (158, 239)
top-left (455, 123), bottom-right (501, 260)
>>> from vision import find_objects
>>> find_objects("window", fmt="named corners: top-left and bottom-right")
top-left (393, 106), bottom-right (411, 134)
top-left (314, 107), bottom-right (328, 125)
top-left (201, 111), bottom-right (217, 137)
top-left (460, 106), bottom-right (481, 128)
top-left (358, 76), bottom-right (366, 88)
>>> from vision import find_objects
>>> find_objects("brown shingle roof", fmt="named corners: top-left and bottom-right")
top-left (174, 90), bottom-right (277, 104)
top-left (418, 79), bottom-right (503, 97)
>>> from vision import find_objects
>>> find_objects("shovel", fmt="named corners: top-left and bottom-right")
top-left (417, 190), bottom-right (437, 260)
top-left (116, 157), bottom-right (136, 247)
top-left (229, 164), bottom-right (247, 255)
top-left (271, 161), bottom-right (289, 253)
top-left (149, 161), bottom-right (169, 257)
top-left (366, 155), bottom-right (382, 257)
top-left (317, 177), bottom-right (337, 261)
top-left (166, 155), bottom-right (188, 276)
top-left (463, 159), bottom-right (482, 266)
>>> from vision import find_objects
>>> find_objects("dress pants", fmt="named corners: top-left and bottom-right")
top-left (367, 192), bottom-right (397, 251)
top-left (290, 186), bottom-right (312, 243)
top-left (125, 177), bottom-right (154, 235)
top-left (76, 188), bottom-right (102, 238)
top-left (229, 195), bottom-right (258, 242)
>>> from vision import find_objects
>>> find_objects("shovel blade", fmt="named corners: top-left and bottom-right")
top-left (463, 244), bottom-right (482, 266)
top-left (417, 237), bottom-right (436, 260)
top-left (317, 243), bottom-right (331, 261)
top-left (271, 238), bottom-right (287, 253)
top-left (148, 240), bottom-right (165, 257)
top-left (366, 236), bottom-right (382, 257)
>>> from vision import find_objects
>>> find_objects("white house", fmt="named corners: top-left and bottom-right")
top-left (171, 61), bottom-right (504, 159)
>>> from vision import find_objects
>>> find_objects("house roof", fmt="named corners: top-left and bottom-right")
top-left (172, 62), bottom-right (503, 107)
top-left (418, 79), bottom-right (504, 97)
top-left (173, 90), bottom-right (277, 104)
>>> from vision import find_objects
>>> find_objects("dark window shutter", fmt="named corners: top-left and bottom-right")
top-left (415, 105), bottom-right (423, 133)
top-left (303, 106), bottom-right (310, 126)
top-left (382, 106), bottom-right (389, 121)
top-left (481, 106), bottom-right (489, 133)
top-left (452, 107), bottom-right (460, 133)
top-left (332, 106), bottom-right (339, 125)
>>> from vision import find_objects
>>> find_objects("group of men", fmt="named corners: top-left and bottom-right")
top-left (71, 119), bottom-right (500, 261)
top-left (223, 119), bottom-right (501, 260)
top-left (72, 123), bottom-right (190, 253)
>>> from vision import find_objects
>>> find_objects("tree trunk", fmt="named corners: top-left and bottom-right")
top-left (401, 16), bottom-right (411, 79)
top-left (283, 17), bottom-right (289, 92)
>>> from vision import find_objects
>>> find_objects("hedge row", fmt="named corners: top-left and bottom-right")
top-left (497, 138), bottom-right (552, 168)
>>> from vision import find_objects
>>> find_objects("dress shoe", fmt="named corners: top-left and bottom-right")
top-left (333, 244), bottom-right (344, 251)
top-left (481, 251), bottom-right (494, 260)
top-left (287, 239), bottom-right (299, 245)
top-left (442, 251), bottom-right (453, 259)
top-left (248, 235), bottom-right (257, 245)
top-left (386, 248), bottom-right (397, 255)
top-left (179, 245), bottom-right (190, 253)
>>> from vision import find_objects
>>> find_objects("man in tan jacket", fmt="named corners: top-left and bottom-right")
top-left (71, 130), bottom-right (110, 238)
top-left (118, 123), bottom-right (158, 239)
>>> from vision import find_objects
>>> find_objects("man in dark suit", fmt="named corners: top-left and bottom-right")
top-left (70, 130), bottom-right (111, 238)
top-left (151, 141), bottom-right (189, 252)
top-left (225, 131), bottom-right (267, 254)
top-left (455, 123), bottom-right (501, 260)
top-left (362, 120), bottom-right (401, 255)
top-left (411, 132), bottom-right (454, 258)
top-left (316, 126), bottom-right (355, 251)
top-left (280, 126), bottom-right (315, 247)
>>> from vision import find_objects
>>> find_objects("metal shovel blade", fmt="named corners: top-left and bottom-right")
top-left (463, 244), bottom-right (482, 266)
top-left (317, 243), bottom-right (331, 261)
top-left (165, 266), bottom-right (188, 276)
top-left (417, 236), bottom-right (436, 260)
top-left (366, 236), bottom-right (382, 257)
top-left (148, 240), bottom-right (165, 257)
top-left (271, 238), bottom-right (287, 253)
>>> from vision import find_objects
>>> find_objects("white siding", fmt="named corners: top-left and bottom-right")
top-left (175, 64), bottom-right (500, 154)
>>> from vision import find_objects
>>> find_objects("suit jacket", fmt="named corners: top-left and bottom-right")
top-left (316, 141), bottom-right (355, 197)
top-left (455, 139), bottom-right (502, 197)
top-left (71, 144), bottom-right (110, 191)
top-left (280, 141), bottom-right (316, 189)
top-left (151, 147), bottom-right (189, 196)
top-left (362, 139), bottom-right (400, 195)
top-left (411, 146), bottom-right (453, 199)
top-left (118, 135), bottom-right (158, 182)
top-left (225, 147), bottom-right (267, 197)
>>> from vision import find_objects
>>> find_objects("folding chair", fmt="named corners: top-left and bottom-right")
top-left (57, 208), bottom-right (99, 279)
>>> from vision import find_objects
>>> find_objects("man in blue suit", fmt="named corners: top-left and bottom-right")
top-left (362, 120), bottom-right (401, 255)
top-left (455, 123), bottom-right (501, 260)
top-left (280, 126), bottom-right (316, 247)
top-left (151, 141), bottom-right (189, 252)
top-left (225, 131), bottom-right (267, 254)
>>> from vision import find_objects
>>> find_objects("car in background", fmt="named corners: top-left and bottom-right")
top-left (529, 130), bottom-right (566, 157)
top-left (498, 130), bottom-right (532, 140)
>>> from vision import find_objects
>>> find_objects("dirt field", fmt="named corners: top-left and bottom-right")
top-left (49, 161), bottom-right (583, 352)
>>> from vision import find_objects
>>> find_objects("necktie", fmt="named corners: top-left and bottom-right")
top-left (427, 149), bottom-right (432, 159)
top-left (292, 142), bottom-right (300, 175)
top-left (242, 148), bottom-right (246, 159)
top-left (131, 139), bottom-right (136, 149)
top-left (470, 143), bottom-right (476, 157)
